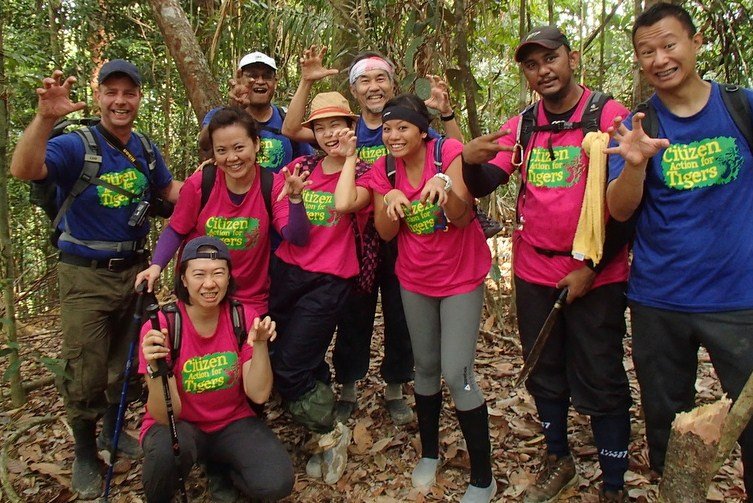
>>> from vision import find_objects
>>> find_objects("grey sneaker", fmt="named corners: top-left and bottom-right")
top-left (460, 478), bottom-right (497, 503)
top-left (523, 454), bottom-right (577, 503)
top-left (306, 452), bottom-right (322, 479)
top-left (386, 398), bottom-right (414, 425)
top-left (321, 423), bottom-right (351, 484)
top-left (411, 457), bottom-right (440, 489)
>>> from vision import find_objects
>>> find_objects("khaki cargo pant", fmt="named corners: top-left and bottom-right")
top-left (57, 261), bottom-right (144, 422)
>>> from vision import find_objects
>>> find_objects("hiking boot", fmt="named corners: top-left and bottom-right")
top-left (321, 422), bottom-right (351, 484)
top-left (71, 455), bottom-right (102, 500)
top-left (386, 398), bottom-right (414, 425)
top-left (523, 454), bottom-right (577, 503)
top-left (599, 485), bottom-right (627, 502)
top-left (411, 457), bottom-right (440, 489)
top-left (97, 430), bottom-right (143, 460)
top-left (334, 399), bottom-right (357, 423)
top-left (460, 478), bottom-right (498, 503)
top-left (206, 464), bottom-right (240, 503)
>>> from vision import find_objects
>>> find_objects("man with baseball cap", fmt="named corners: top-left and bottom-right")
top-left (223, 50), bottom-right (313, 173)
top-left (11, 59), bottom-right (180, 499)
top-left (462, 26), bottom-right (632, 502)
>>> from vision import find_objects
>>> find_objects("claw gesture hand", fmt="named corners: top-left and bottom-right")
top-left (277, 163), bottom-right (312, 201)
top-left (384, 189), bottom-right (412, 221)
top-left (36, 70), bottom-right (86, 120)
top-left (247, 316), bottom-right (277, 344)
top-left (301, 45), bottom-right (339, 83)
top-left (424, 74), bottom-right (453, 116)
top-left (330, 128), bottom-right (357, 158)
top-left (605, 113), bottom-right (670, 167)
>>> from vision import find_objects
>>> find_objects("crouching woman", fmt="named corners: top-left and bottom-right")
top-left (139, 236), bottom-right (293, 502)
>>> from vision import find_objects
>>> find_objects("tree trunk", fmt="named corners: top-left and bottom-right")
top-left (148, 0), bottom-right (222, 123)
top-left (453, 0), bottom-right (480, 138)
top-left (0, 10), bottom-right (27, 407)
top-left (517, 0), bottom-right (528, 112)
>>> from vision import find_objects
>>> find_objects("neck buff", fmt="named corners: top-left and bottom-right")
top-left (349, 57), bottom-right (394, 84)
top-left (382, 106), bottom-right (429, 133)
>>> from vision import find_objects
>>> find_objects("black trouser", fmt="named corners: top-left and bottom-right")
top-left (268, 258), bottom-right (351, 401)
top-left (333, 240), bottom-right (414, 385)
top-left (515, 277), bottom-right (631, 415)
top-left (631, 303), bottom-right (753, 497)
top-left (141, 417), bottom-right (293, 502)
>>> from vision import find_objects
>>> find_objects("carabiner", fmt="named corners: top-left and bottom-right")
top-left (512, 142), bottom-right (524, 168)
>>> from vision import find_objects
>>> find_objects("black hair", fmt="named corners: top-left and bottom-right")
top-left (207, 106), bottom-right (261, 144)
top-left (632, 2), bottom-right (697, 46)
top-left (175, 245), bottom-right (237, 305)
top-left (383, 94), bottom-right (432, 141)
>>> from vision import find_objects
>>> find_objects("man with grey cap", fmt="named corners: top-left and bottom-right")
top-left (227, 51), bottom-right (313, 172)
top-left (11, 59), bottom-right (180, 499)
top-left (462, 26), bottom-right (632, 502)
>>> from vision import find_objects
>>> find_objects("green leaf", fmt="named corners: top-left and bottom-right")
top-left (40, 357), bottom-right (68, 378)
top-left (489, 262), bottom-right (502, 283)
top-left (414, 77), bottom-right (431, 100)
top-left (2, 358), bottom-right (23, 383)
top-left (403, 36), bottom-right (424, 71)
top-left (0, 347), bottom-right (17, 358)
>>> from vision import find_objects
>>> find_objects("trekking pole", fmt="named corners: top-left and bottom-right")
top-left (146, 303), bottom-right (189, 503)
top-left (103, 281), bottom-right (147, 500)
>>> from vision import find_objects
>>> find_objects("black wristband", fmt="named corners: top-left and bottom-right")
top-left (440, 111), bottom-right (455, 122)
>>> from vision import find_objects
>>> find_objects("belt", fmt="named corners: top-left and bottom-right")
top-left (532, 246), bottom-right (572, 258)
top-left (59, 252), bottom-right (145, 272)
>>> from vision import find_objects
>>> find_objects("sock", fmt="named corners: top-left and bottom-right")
top-left (385, 382), bottom-right (403, 401)
top-left (456, 404), bottom-right (493, 488)
top-left (415, 392), bottom-right (442, 459)
top-left (339, 382), bottom-right (357, 403)
top-left (534, 397), bottom-right (570, 459)
top-left (592, 412), bottom-right (630, 492)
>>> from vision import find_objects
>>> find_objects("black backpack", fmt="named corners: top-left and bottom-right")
top-left (636, 83), bottom-right (753, 151)
top-left (30, 119), bottom-right (165, 245)
top-left (161, 299), bottom-right (247, 368)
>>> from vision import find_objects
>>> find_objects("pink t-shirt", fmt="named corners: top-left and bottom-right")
top-left (138, 302), bottom-right (255, 442)
top-left (370, 138), bottom-right (492, 297)
top-left (169, 166), bottom-right (270, 314)
top-left (489, 88), bottom-right (630, 288)
top-left (272, 156), bottom-right (360, 279)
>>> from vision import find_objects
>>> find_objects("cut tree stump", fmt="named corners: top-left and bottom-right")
top-left (659, 399), bottom-right (731, 503)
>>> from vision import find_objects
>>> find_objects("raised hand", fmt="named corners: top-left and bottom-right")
top-left (605, 113), bottom-right (670, 167)
top-left (424, 74), bottom-right (453, 116)
top-left (421, 176), bottom-right (449, 206)
top-left (277, 163), bottom-right (313, 202)
top-left (330, 128), bottom-right (357, 158)
top-left (462, 129), bottom-right (514, 165)
top-left (247, 316), bottom-right (277, 344)
top-left (228, 76), bottom-right (251, 107)
top-left (300, 45), bottom-right (339, 83)
top-left (36, 70), bottom-right (86, 120)
top-left (384, 189), bottom-right (412, 221)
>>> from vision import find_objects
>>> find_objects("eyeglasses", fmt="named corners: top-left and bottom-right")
top-left (241, 69), bottom-right (276, 81)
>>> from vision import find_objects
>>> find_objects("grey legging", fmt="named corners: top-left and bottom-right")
top-left (400, 285), bottom-right (485, 411)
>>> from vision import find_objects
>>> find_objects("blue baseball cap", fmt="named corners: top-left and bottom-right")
top-left (98, 59), bottom-right (142, 86)
top-left (181, 236), bottom-right (231, 264)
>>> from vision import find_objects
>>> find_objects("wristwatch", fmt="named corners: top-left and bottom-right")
top-left (433, 173), bottom-right (453, 192)
top-left (146, 362), bottom-right (168, 379)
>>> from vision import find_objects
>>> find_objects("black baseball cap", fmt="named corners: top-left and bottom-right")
top-left (514, 26), bottom-right (571, 62)
top-left (181, 236), bottom-right (231, 264)
top-left (98, 59), bottom-right (142, 86)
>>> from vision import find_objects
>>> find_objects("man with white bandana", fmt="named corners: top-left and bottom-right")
top-left (282, 46), bottom-right (463, 425)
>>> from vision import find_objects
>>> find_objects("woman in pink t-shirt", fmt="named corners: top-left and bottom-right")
top-left (267, 91), bottom-right (364, 484)
top-left (139, 236), bottom-right (292, 502)
top-left (339, 94), bottom-right (495, 502)
top-left (136, 107), bottom-right (271, 318)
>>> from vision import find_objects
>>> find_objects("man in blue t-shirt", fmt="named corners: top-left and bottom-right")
top-left (280, 46), bottom-right (465, 428)
top-left (606, 3), bottom-right (753, 499)
top-left (222, 51), bottom-right (314, 172)
top-left (10, 60), bottom-right (180, 499)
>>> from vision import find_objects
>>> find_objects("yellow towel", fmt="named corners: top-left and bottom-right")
top-left (572, 131), bottom-right (610, 265)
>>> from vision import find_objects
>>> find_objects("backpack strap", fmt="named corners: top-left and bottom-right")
top-left (579, 91), bottom-right (610, 135)
top-left (161, 302), bottom-right (181, 369)
top-left (133, 131), bottom-right (157, 177)
top-left (200, 164), bottom-right (217, 211)
top-left (385, 155), bottom-right (396, 187)
top-left (720, 84), bottom-right (753, 152)
top-left (229, 299), bottom-right (247, 349)
top-left (259, 167), bottom-right (273, 217)
top-left (634, 99), bottom-right (658, 139)
top-left (516, 102), bottom-right (539, 159)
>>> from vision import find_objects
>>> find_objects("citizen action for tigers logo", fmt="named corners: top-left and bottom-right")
top-left (661, 136), bottom-right (741, 190)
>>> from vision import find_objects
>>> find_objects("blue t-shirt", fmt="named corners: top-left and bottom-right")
top-left (257, 105), bottom-right (314, 173)
top-left (355, 116), bottom-right (441, 166)
top-left (608, 82), bottom-right (753, 312)
top-left (45, 128), bottom-right (173, 260)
